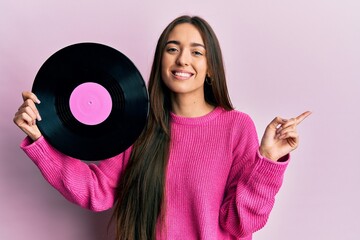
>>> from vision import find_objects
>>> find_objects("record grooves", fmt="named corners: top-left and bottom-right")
top-left (32, 42), bottom-right (149, 160)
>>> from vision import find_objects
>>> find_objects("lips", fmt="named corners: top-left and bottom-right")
top-left (171, 70), bottom-right (194, 79)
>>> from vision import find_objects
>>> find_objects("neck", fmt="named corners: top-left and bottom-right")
top-left (170, 93), bottom-right (214, 117)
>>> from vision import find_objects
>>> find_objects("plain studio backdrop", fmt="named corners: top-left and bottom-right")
top-left (1, 0), bottom-right (359, 239)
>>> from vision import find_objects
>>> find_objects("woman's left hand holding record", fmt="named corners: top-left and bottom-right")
top-left (14, 91), bottom-right (43, 141)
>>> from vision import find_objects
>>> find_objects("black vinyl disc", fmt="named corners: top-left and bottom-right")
top-left (32, 42), bottom-right (149, 161)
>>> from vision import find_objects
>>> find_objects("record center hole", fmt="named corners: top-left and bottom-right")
top-left (88, 101), bottom-right (93, 105)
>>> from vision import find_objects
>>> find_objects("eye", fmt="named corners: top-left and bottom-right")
top-left (166, 47), bottom-right (178, 53)
top-left (193, 50), bottom-right (204, 56)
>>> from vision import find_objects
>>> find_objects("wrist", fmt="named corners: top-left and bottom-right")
top-left (29, 132), bottom-right (42, 142)
top-left (259, 147), bottom-right (278, 162)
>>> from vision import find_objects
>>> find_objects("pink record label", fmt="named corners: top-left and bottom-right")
top-left (69, 82), bottom-right (112, 125)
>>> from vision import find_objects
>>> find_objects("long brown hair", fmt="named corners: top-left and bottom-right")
top-left (111, 15), bottom-right (233, 240)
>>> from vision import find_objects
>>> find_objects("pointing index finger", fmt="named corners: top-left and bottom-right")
top-left (295, 111), bottom-right (312, 125)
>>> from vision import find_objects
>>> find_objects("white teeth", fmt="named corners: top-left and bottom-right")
top-left (174, 72), bottom-right (192, 77)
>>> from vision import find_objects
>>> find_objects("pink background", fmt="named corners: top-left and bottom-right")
top-left (1, 0), bottom-right (359, 239)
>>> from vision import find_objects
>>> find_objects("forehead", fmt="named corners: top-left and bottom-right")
top-left (167, 23), bottom-right (204, 44)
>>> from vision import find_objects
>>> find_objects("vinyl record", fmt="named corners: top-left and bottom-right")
top-left (32, 42), bottom-right (149, 161)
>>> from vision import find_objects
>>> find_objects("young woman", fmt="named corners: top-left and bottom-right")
top-left (13, 15), bottom-right (310, 240)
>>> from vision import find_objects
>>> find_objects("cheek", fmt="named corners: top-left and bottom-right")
top-left (197, 61), bottom-right (208, 77)
top-left (161, 55), bottom-right (171, 72)
top-left (160, 55), bottom-right (168, 79)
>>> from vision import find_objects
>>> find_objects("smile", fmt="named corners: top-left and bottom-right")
top-left (172, 71), bottom-right (194, 79)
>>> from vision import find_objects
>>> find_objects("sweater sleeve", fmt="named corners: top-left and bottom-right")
top-left (219, 114), bottom-right (289, 238)
top-left (20, 136), bottom-right (131, 212)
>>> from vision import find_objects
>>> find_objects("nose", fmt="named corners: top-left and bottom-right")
top-left (176, 50), bottom-right (190, 66)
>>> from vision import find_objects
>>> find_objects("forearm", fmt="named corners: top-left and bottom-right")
top-left (20, 136), bottom-right (123, 211)
top-left (220, 151), bottom-right (289, 237)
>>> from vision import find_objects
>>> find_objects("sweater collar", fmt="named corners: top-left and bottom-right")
top-left (170, 107), bottom-right (224, 125)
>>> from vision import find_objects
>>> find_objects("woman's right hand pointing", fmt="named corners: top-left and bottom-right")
top-left (259, 111), bottom-right (311, 161)
top-left (13, 91), bottom-right (42, 141)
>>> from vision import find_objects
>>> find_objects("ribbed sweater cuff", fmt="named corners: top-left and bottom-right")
top-left (20, 136), bottom-right (64, 168)
top-left (255, 150), bottom-right (289, 176)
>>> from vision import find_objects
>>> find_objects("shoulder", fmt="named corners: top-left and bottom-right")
top-left (218, 108), bottom-right (256, 127)
top-left (217, 108), bottom-right (259, 141)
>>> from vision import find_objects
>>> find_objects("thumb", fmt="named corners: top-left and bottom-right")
top-left (268, 116), bottom-right (287, 129)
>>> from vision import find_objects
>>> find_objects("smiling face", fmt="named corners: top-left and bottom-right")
top-left (161, 23), bottom-right (208, 99)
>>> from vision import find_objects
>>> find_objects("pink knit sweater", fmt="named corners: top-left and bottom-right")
top-left (20, 107), bottom-right (289, 239)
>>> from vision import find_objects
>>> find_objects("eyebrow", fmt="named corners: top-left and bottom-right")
top-left (165, 40), bottom-right (206, 49)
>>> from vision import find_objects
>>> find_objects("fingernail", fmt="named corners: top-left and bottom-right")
top-left (35, 98), bottom-right (41, 104)
top-left (37, 115), bottom-right (42, 121)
